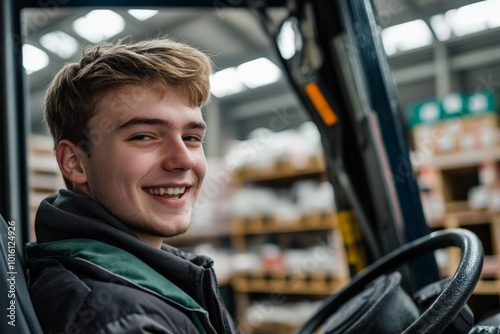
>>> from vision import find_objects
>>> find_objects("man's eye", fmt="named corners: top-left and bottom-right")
top-left (130, 135), bottom-right (152, 141)
top-left (184, 135), bottom-right (203, 142)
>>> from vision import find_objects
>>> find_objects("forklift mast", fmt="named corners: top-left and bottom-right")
top-left (1, 0), bottom-right (439, 292)
top-left (254, 0), bottom-right (440, 290)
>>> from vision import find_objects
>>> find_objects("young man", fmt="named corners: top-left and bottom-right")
top-left (25, 38), bottom-right (239, 333)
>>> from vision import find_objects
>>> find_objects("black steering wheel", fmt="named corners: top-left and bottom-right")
top-left (295, 228), bottom-right (484, 334)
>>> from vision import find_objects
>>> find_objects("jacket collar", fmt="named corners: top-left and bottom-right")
top-left (33, 189), bottom-right (215, 305)
top-left (26, 238), bottom-right (213, 333)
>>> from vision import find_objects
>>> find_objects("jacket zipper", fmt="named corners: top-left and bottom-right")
top-left (203, 269), bottom-right (227, 333)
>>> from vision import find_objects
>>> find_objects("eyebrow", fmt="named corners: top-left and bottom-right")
top-left (116, 117), bottom-right (207, 132)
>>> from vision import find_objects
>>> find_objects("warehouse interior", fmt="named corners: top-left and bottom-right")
top-left (19, 0), bottom-right (500, 333)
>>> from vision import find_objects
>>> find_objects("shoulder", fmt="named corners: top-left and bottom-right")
top-left (28, 258), bottom-right (201, 334)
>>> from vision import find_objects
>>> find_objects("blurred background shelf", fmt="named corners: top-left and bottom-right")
top-left (227, 152), bottom-right (348, 333)
top-left (231, 272), bottom-right (347, 295)
top-left (231, 211), bottom-right (336, 235)
top-left (410, 108), bottom-right (500, 320)
top-left (27, 135), bottom-right (63, 241)
top-left (414, 146), bottom-right (500, 170)
top-left (232, 155), bottom-right (326, 185)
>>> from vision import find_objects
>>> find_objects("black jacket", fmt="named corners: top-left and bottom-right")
top-left (26, 189), bottom-right (239, 334)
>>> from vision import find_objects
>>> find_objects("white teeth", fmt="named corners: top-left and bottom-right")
top-left (148, 187), bottom-right (186, 196)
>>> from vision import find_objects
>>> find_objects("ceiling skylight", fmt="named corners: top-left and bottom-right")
top-left (446, 1), bottom-right (500, 37)
top-left (382, 19), bottom-right (433, 56)
top-left (210, 67), bottom-right (245, 98)
top-left (210, 58), bottom-right (282, 98)
top-left (486, 0), bottom-right (500, 28)
top-left (448, 5), bottom-right (486, 36)
top-left (383, 0), bottom-right (500, 55)
top-left (23, 44), bottom-right (49, 74)
top-left (128, 9), bottom-right (159, 21)
top-left (73, 10), bottom-right (125, 43)
top-left (40, 30), bottom-right (79, 59)
top-left (428, 1), bottom-right (500, 42)
top-left (430, 14), bottom-right (452, 41)
top-left (237, 58), bottom-right (281, 89)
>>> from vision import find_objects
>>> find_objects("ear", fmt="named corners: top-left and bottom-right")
top-left (56, 139), bottom-right (88, 185)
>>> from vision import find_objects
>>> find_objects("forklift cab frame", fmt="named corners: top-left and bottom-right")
top-left (0, 0), bottom-right (494, 333)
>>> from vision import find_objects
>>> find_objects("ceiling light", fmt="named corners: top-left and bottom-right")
top-left (430, 14), bottom-right (451, 41)
top-left (486, 0), bottom-right (500, 28)
top-left (73, 10), bottom-right (125, 43)
top-left (449, 2), bottom-right (489, 36)
top-left (128, 9), bottom-right (159, 21)
top-left (210, 67), bottom-right (245, 98)
top-left (381, 34), bottom-right (397, 56)
top-left (237, 58), bottom-right (281, 89)
top-left (210, 58), bottom-right (282, 98)
top-left (382, 19), bottom-right (433, 55)
top-left (23, 44), bottom-right (49, 74)
top-left (39, 30), bottom-right (79, 59)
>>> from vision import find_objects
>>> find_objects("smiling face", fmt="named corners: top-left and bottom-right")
top-left (58, 85), bottom-right (207, 248)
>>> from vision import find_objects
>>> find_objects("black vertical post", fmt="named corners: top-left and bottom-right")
top-left (345, 0), bottom-right (440, 288)
top-left (0, 0), bottom-right (29, 246)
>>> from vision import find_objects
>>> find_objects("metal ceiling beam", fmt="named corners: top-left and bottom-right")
top-left (393, 43), bottom-right (500, 84)
top-left (20, 0), bottom-right (287, 9)
top-left (227, 89), bottom-right (300, 120)
top-left (211, 13), bottom-right (266, 52)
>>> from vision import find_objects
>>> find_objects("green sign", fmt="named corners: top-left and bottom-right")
top-left (405, 91), bottom-right (497, 128)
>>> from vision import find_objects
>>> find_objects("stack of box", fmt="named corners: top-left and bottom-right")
top-left (407, 91), bottom-right (499, 219)
top-left (407, 91), bottom-right (498, 158)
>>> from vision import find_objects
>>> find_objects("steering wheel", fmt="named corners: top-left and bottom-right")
top-left (295, 228), bottom-right (484, 334)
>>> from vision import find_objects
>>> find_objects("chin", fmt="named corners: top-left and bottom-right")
top-left (159, 220), bottom-right (191, 237)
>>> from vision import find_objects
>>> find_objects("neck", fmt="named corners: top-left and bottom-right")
top-left (133, 230), bottom-right (163, 249)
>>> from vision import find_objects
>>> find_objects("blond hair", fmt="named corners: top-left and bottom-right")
top-left (44, 37), bottom-right (213, 188)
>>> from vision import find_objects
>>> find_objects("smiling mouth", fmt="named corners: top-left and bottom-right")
top-left (147, 186), bottom-right (186, 199)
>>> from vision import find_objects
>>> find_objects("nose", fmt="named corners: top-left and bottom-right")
top-left (161, 138), bottom-right (196, 172)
